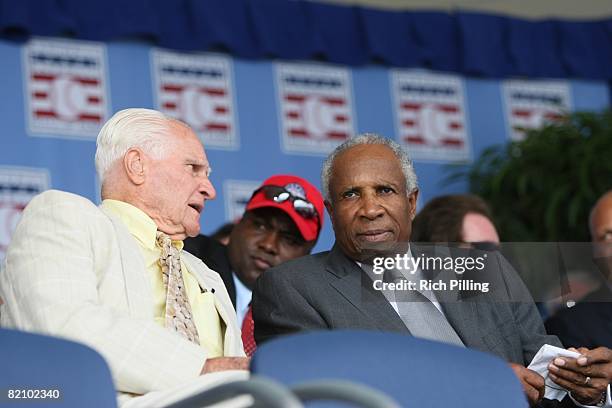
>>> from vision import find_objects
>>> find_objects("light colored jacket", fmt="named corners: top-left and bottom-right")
top-left (0, 190), bottom-right (244, 396)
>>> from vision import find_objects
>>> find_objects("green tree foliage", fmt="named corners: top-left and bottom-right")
top-left (453, 111), bottom-right (612, 241)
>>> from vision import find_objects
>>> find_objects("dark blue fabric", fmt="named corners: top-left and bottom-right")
top-left (1, 0), bottom-right (612, 80)
top-left (507, 20), bottom-right (564, 78)
top-left (458, 13), bottom-right (513, 77)
top-left (558, 20), bottom-right (612, 80)
top-left (249, 0), bottom-right (317, 59)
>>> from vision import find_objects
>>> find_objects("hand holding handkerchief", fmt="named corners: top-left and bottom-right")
top-left (527, 344), bottom-right (581, 401)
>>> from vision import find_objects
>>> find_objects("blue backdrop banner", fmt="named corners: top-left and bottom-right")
top-left (0, 36), bottom-right (609, 257)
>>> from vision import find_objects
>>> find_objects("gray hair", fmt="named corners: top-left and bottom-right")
top-left (95, 108), bottom-right (185, 183)
top-left (321, 133), bottom-right (418, 201)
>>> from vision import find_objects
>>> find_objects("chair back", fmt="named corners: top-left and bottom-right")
top-left (0, 328), bottom-right (117, 408)
top-left (251, 330), bottom-right (527, 408)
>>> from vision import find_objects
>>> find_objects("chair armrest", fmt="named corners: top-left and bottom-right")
top-left (292, 379), bottom-right (400, 408)
top-left (164, 376), bottom-right (303, 408)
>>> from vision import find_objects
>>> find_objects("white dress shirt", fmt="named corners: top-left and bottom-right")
top-left (232, 272), bottom-right (252, 327)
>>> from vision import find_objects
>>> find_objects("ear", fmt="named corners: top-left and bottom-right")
top-left (324, 200), bottom-right (334, 228)
top-left (123, 148), bottom-right (146, 185)
top-left (408, 188), bottom-right (419, 220)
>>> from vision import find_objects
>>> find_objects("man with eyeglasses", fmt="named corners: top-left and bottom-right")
top-left (253, 134), bottom-right (612, 407)
top-left (185, 174), bottom-right (324, 357)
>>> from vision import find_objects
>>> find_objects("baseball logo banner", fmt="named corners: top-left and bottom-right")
top-left (392, 71), bottom-right (471, 162)
top-left (276, 62), bottom-right (354, 155)
top-left (503, 80), bottom-right (571, 141)
top-left (152, 49), bottom-right (238, 150)
top-left (24, 38), bottom-right (109, 139)
top-left (0, 167), bottom-right (50, 260)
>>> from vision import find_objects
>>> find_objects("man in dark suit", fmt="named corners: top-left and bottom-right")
top-left (184, 174), bottom-right (324, 356)
top-left (253, 134), bottom-right (611, 407)
top-left (546, 191), bottom-right (612, 349)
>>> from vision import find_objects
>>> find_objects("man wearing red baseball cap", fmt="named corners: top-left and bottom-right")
top-left (184, 174), bottom-right (324, 356)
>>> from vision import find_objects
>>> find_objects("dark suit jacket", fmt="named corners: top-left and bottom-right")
top-left (545, 285), bottom-right (612, 349)
top-left (183, 234), bottom-right (237, 308)
top-left (253, 243), bottom-right (562, 365)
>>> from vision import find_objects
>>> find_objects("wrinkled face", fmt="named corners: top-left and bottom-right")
top-left (146, 122), bottom-right (216, 240)
top-left (591, 194), bottom-right (612, 280)
top-left (461, 213), bottom-right (500, 244)
top-left (228, 207), bottom-right (314, 289)
top-left (326, 144), bottom-right (418, 262)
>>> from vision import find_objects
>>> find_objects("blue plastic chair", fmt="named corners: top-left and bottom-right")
top-left (251, 330), bottom-right (528, 408)
top-left (0, 328), bottom-right (117, 408)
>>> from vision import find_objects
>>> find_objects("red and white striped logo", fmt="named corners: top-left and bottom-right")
top-left (24, 38), bottom-right (108, 138)
top-left (503, 80), bottom-right (570, 141)
top-left (276, 63), bottom-right (354, 155)
top-left (152, 50), bottom-right (237, 150)
top-left (392, 71), bottom-right (470, 162)
top-left (0, 167), bottom-right (50, 260)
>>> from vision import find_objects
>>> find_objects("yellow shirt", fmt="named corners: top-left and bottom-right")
top-left (101, 199), bottom-right (225, 357)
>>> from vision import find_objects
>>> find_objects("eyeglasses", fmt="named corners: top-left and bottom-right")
top-left (251, 185), bottom-right (319, 225)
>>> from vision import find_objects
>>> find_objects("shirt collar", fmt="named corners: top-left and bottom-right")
top-left (101, 199), bottom-right (184, 251)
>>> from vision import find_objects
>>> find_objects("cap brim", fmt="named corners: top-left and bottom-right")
top-left (246, 199), bottom-right (318, 242)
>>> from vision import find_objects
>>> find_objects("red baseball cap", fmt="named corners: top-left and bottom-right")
top-left (245, 175), bottom-right (324, 242)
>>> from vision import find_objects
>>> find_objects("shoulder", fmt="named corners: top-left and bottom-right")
top-left (184, 234), bottom-right (224, 259)
top-left (20, 189), bottom-right (102, 222)
top-left (262, 251), bottom-right (331, 284)
top-left (28, 189), bottom-right (96, 209)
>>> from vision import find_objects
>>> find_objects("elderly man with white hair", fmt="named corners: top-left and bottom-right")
top-left (0, 108), bottom-right (248, 406)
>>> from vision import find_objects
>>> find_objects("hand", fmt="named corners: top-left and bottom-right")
top-left (548, 347), bottom-right (611, 405)
top-left (510, 363), bottom-right (545, 406)
top-left (201, 357), bottom-right (251, 374)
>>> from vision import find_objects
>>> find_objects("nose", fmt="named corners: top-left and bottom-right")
top-left (199, 176), bottom-right (216, 200)
top-left (359, 192), bottom-right (384, 220)
top-left (258, 230), bottom-right (280, 256)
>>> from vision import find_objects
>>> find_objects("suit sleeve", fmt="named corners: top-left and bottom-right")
top-left (0, 191), bottom-right (207, 394)
top-left (252, 265), bottom-right (328, 344)
top-left (493, 253), bottom-right (581, 408)
top-left (495, 252), bottom-right (563, 363)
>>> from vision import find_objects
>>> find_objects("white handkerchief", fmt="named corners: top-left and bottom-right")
top-left (527, 344), bottom-right (581, 401)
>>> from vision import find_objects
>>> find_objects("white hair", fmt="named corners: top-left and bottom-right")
top-left (95, 108), bottom-right (184, 184)
top-left (321, 133), bottom-right (418, 201)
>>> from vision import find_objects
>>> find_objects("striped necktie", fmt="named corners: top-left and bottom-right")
top-left (382, 267), bottom-right (464, 347)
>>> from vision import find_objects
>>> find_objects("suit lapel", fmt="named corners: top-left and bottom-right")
top-left (102, 209), bottom-right (154, 319)
top-left (182, 252), bottom-right (242, 355)
top-left (218, 247), bottom-right (237, 307)
top-left (326, 244), bottom-right (409, 333)
top-left (438, 294), bottom-right (485, 349)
